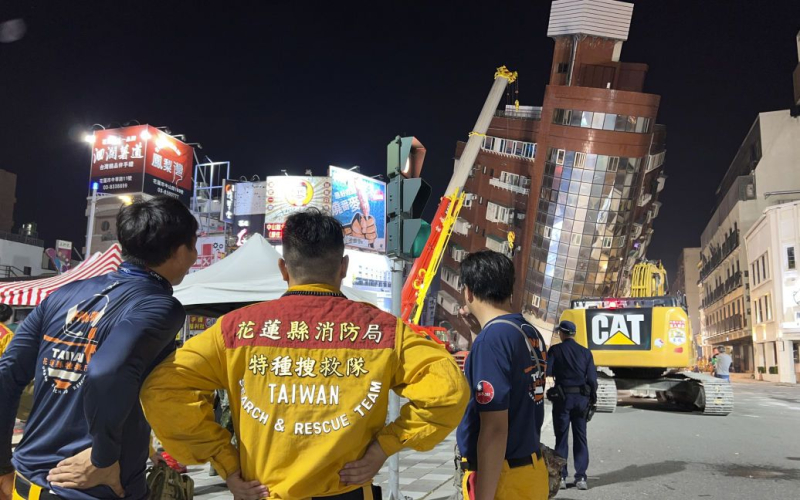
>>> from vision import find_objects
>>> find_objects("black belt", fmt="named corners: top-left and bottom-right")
top-left (562, 386), bottom-right (585, 394)
top-left (312, 484), bottom-right (382, 500)
top-left (460, 450), bottom-right (541, 471)
top-left (14, 474), bottom-right (62, 500)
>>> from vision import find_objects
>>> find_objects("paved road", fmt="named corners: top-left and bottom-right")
top-left (547, 381), bottom-right (800, 500)
top-left (189, 381), bottom-right (800, 499)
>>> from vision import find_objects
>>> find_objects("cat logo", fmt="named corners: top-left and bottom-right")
top-left (587, 309), bottom-right (652, 351)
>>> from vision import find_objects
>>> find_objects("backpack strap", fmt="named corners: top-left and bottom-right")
top-left (484, 318), bottom-right (545, 379)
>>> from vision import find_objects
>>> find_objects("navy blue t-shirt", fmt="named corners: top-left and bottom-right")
top-left (0, 263), bottom-right (185, 500)
top-left (456, 313), bottom-right (547, 462)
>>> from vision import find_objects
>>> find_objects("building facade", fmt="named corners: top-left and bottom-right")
top-left (698, 110), bottom-right (800, 374)
top-left (435, 0), bottom-right (667, 343)
top-left (674, 248), bottom-right (702, 358)
top-left (0, 169), bottom-right (17, 233)
top-left (744, 201), bottom-right (800, 384)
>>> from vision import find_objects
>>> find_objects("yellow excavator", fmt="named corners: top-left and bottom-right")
top-left (559, 261), bottom-right (734, 416)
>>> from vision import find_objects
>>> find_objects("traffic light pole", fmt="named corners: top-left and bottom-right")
top-left (387, 257), bottom-right (405, 500)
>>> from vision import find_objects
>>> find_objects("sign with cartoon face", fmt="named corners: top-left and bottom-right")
top-left (668, 320), bottom-right (687, 346)
top-left (587, 308), bottom-right (652, 351)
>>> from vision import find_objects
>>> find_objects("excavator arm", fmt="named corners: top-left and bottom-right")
top-left (399, 66), bottom-right (517, 336)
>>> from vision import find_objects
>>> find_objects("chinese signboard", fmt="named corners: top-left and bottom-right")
top-left (265, 222), bottom-right (285, 241)
top-left (221, 180), bottom-right (238, 223)
top-left (190, 235), bottom-right (227, 274)
top-left (89, 125), bottom-right (193, 204)
top-left (329, 166), bottom-right (386, 253)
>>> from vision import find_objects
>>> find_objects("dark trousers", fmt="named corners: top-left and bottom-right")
top-left (552, 393), bottom-right (589, 481)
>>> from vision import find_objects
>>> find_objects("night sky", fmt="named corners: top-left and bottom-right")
top-left (1, 1), bottom-right (799, 278)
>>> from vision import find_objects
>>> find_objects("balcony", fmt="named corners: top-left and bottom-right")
top-left (494, 105), bottom-right (542, 121)
top-left (703, 313), bottom-right (745, 339)
top-left (700, 271), bottom-right (743, 309)
top-left (644, 151), bottom-right (666, 174)
top-left (437, 290), bottom-right (461, 316)
top-left (651, 201), bottom-right (662, 219)
top-left (453, 217), bottom-right (471, 236)
top-left (638, 193), bottom-right (652, 207)
top-left (489, 177), bottom-right (530, 196)
top-left (656, 173), bottom-right (667, 193)
top-left (699, 229), bottom-right (740, 282)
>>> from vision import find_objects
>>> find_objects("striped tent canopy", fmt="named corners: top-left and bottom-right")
top-left (0, 244), bottom-right (122, 307)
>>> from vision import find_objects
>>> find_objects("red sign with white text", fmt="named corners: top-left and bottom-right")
top-left (88, 125), bottom-right (193, 204)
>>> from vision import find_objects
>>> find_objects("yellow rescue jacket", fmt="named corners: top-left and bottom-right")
top-left (142, 284), bottom-right (468, 500)
top-left (0, 323), bottom-right (12, 357)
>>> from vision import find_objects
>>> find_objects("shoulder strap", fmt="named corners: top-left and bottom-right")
top-left (484, 319), bottom-right (544, 379)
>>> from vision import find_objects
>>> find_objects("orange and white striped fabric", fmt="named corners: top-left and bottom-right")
top-left (0, 244), bottom-right (122, 306)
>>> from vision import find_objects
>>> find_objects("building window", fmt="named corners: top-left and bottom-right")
top-left (544, 226), bottom-right (552, 239)
top-left (571, 233), bottom-right (582, 245)
top-left (607, 157), bottom-right (619, 172)
top-left (532, 294), bottom-right (541, 307)
top-left (556, 149), bottom-right (566, 165)
top-left (556, 63), bottom-right (569, 74)
top-left (574, 152), bottom-right (586, 168)
top-left (788, 246), bottom-right (796, 270)
top-left (766, 294), bottom-right (772, 321)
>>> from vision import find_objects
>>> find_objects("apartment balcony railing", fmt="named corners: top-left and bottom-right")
top-left (701, 271), bottom-right (743, 309)
top-left (703, 313), bottom-right (745, 339)
top-left (489, 177), bottom-right (530, 195)
top-left (699, 230), bottom-right (740, 283)
top-left (494, 106), bottom-right (542, 120)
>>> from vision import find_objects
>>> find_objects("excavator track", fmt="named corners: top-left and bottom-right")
top-left (681, 372), bottom-right (734, 416)
top-left (595, 374), bottom-right (618, 413)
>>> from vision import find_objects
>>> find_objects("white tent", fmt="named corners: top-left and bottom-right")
top-left (174, 234), bottom-right (377, 314)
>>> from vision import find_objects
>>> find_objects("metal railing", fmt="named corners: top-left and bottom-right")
top-left (494, 108), bottom-right (542, 120)
top-left (489, 177), bottom-right (530, 195)
top-left (699, 230), bottom-right (740, 283)
top-left (0, 230), bottom-right (44, 247)
top-left (701, 271), bottom-right (743, 309)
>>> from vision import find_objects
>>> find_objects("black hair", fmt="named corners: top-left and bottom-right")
top-left (0, 304), bottom-right (12, 323)
top-left (459, 250), bottom-right (515, 304)
top-left (116, 196), bottom-right (198, 268)
top-left (282, 208), bottom-right (344, 282)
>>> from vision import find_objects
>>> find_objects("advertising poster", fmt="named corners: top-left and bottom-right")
top-left (329, 166), bottom-right (386, 252)
top-left (264, 176), bottom-right (332, 242)
top-left (89, 125), bottom-right (194, 204)
top-left (55, 240), bottom-right (72, 272)
top-left (190, 235), bottom-right (227, 273)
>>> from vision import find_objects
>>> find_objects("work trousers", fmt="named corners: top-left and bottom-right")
top-left (552, 393), bottom-right (590, 481)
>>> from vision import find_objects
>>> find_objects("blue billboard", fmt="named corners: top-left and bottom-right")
top-left (329, 166), bottom-right (386, 253)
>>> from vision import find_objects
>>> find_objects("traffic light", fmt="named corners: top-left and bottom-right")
top-left (387, 136), bottom-right (426, 179)
top-left (386, 137), bottom-right (431, 260)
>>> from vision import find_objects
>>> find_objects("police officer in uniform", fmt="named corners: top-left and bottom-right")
top-left (142, 209), bottom-right (469, 500)
top-left (546, 321), bottom-right (597, 491)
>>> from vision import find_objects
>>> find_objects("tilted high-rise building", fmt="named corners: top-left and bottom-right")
top-left (435, 0), bottom-right (667, 346)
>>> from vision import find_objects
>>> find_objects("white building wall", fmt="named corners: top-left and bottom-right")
top-left (745, 200), bottom-right (800, 384)
top-left (0, 239), bottom-right (44, 277)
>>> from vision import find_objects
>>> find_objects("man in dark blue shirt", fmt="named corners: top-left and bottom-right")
top-left (0, 197), bottom-right (199, 500)
top-left (456, 251), bottom-right (548, 500)
top-left (546, 320), bottom-right (598, 491)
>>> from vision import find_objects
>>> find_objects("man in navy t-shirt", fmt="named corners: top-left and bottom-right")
top-left (455, 251), bottom-right (548, 500)
top-left (1, 197), bottom-right (214, 500)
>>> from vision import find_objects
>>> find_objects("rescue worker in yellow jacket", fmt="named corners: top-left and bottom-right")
top-left (141, 208), bottom-right (469, 500)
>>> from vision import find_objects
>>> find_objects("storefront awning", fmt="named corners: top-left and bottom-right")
top-left (0, 245), bottom-right (122, 307)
